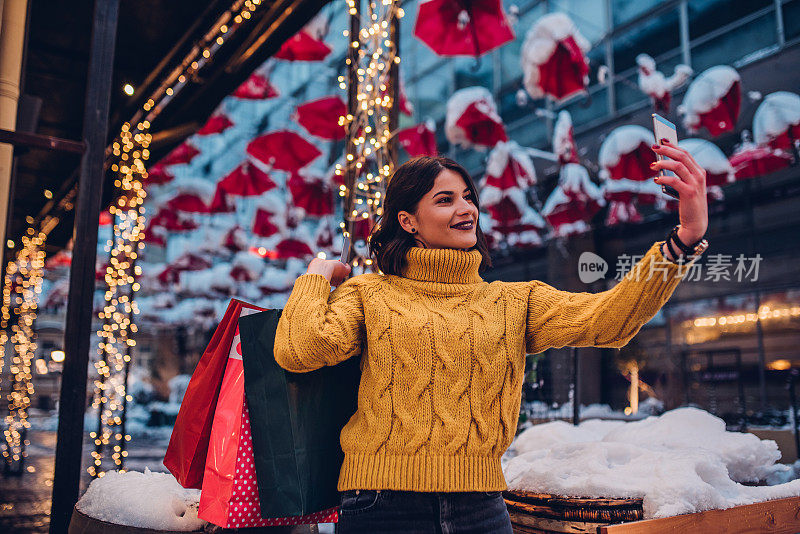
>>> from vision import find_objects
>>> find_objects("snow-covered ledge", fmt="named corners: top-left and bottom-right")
top-left (503, 407), bottom-right (800, 519)
top-left (74, 469), bottom-right (206, 532)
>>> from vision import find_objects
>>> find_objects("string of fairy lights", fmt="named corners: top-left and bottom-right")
top-left (335, 0), bottom-right (402, 271)
top-left (0, 193), bottom-right (74, 471)
top-left (88, 123), bottom-right (149, 477)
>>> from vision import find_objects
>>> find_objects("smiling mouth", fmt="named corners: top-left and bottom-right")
top-left (450, 221), bottom-right (474, 230)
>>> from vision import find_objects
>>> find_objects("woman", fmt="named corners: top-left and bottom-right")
top-left (274, 142), bottom-right (708, 533)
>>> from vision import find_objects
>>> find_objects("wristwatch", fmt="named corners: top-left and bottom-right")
top-left (665, 224), bottom-right (708, 262)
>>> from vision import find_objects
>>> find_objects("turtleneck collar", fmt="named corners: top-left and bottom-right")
top-left (401, 247), bottom-right (483, 284)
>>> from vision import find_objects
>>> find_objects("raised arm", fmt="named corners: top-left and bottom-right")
top-left (274, 273), bottom-right (366, 372)
top-left (525, 241), bottom-right (693, 354)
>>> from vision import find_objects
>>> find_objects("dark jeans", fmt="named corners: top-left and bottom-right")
top-left (336, 489), bottom-right (514, 534)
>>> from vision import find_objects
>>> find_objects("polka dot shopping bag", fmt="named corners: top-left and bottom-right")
top-left (197, 309), bottom-right (338, 528)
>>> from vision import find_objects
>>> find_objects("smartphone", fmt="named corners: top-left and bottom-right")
top-left (340, 233), bottom-right (352, 264)
top-left (652, 113), bottom-right (680, 200)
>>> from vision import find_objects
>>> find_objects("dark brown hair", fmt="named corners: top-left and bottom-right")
top-left (368, 156), bottom-right (492, 276)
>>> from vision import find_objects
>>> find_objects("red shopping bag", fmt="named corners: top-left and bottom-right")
top-left (164, 299), bottom-right (262, 488)
top-left (198, 315), bottom-right (338, 527)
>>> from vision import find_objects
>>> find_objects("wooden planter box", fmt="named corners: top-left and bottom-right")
top-left (504, 491), bottom-right (800, 534)
top-left (68, 507), bottom-right (319, 534)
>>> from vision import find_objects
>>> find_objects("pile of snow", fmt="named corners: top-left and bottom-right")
top-left (504, 408), bottom-right (800, 518)
top-left (76, 468), bottom-right (205, 531)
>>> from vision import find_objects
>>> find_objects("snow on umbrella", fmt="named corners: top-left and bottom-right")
top-left (679, 138), bottom-right (735, 187)
top-left (164, 177), bottom-right (214, 213)
top-left (752, 91), bottom-right (800, 152)
top-left (232, 72), bottom-right (279, 100)
top-left (678, 65), bottom-right (741, 136)
top-left (636, 54), bottom-right (692, 114)
top-left (257, 264), bottom-right (298, 295)
top-left (196, 113), bottom-right (234, 136)
top-left (287, 170), bottom-right (335, 217)
top-left (158, 253), bottom-right (212, 285)
top-left (246, 130), bottom-right (322, 172)
top-left (145, 163), bottom-right (174, 185)
top-left (159, 141), bottom-right (201, 167)
top-left (295, 96), bottom-right (347, 140)
top-left (180, 264), bottom-right (236, 296)
top-left (413, 0), bottom-right (514, 57)
top-left (728, 134), bottom-right (792, 180)
top-left (274, 29), bottom-right (332, 61)
top-left (599, 125), bottom-right (657, 182)
top-left (398, 121), bottom-right (438, 157)
top-left (521, 12), bottom-right (590, 102)
top-left (485, 140), bottom-right (538, 191)
top-left (230, 251), bottom-right (265, 282)
top-left (542, 163), bottom-right (605, 237)
top-left (445, 86), bottom-right (507, 149)
top-left (208, 184), bottom-right (236, 214)
top-left (218, 159), bottom-right (277, 196)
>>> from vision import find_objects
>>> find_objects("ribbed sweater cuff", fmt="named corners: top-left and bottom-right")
top-left (338, 453), bottom-right (507, 492)
top-left (291, 273), bottom-right (332, 296)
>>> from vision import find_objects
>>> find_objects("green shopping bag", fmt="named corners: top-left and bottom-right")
top-left (238, 309), bottom-right (361, 518)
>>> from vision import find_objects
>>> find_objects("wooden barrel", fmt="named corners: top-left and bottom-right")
top-left (68, 507), bottom-right (319, 534)
top-left (502, 491), bottom-right (643, 534)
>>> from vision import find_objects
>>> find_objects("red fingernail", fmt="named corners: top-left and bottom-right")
top-left (652, 144), bottom-right (660, 150)
top-left (650, 162), bottom-right (657, 168)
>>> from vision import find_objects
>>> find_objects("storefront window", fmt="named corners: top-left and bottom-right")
top-left (611, 0), bottom-right (662, 26)
top-left (690, 13), bottom-right (778, 72)
top-left (688, 0), bottom-right (774, 41)
top-left (784, 0), bottom-right (800, 42)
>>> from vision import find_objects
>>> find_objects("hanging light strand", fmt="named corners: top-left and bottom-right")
top-left (338, 0), bottom-right (402, 271)
top-left (89, 121), bottom-right (149, 478)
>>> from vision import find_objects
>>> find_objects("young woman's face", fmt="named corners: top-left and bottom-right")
top-left (398, 169), bottom-right (479, 250)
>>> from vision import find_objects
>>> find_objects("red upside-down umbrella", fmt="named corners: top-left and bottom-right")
top-left (445, 86), bottom-right (507, 149)
top-left (295, 96), bottom-right (347, 140)
top-left (252, 208), bottom-right (281, 238)
top-left (232, 73), bottom-right (279, 100)
top-left (274, 30), bottom-right (332, 61)
top-left (679, 65), bottom-right (741, 136)
top-left (275, 238), bottom-right (314, 259)
top-left (166, 193), bottom-right (210, 213)
top-left (729, 142), bottom-right (792, 180)
top-left (159, 141), bottom-right (200, 167)
top-left (145, 163), bottom-right (174, 185)
top-left (287, 171), bottom-right (334, 217)
top-left (398, 122), bottom-right (438, 157)
top-left (598, 125), bottom-right (658, 225)
top-left (143, 225), bottom-right (167, 247)
top-left (99, 211), bottom-right (113, 226)
top-left (753, 91), bottom-right (800, 152)
top-left (149, 208), bottom-right (199, 232)
top-left (542, 163), bottom-right (605, 237)
top-left (246, 130), bottom-right (322, 172)
top-left (636, 54), bottom-right (692, 114)
top-left (223, 226), bottom-right (248, 252)
top-left (521, 12), bottom-right (590, 102)
top-left (679, 138), bottom-right (735, 187)
top-left (414, 0), bottom-right (514, 57)
top-left (208, 184), bottom-right (236, 214)
top-left (196, 113), bottom-right (233, 136)
top-left (484, 140), bottom-right (537, 190)
top-left (218, 160), bottom-right (277, 196)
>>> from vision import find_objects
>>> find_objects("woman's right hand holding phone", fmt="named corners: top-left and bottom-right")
top-left (306, 257), bottom-right (351, 287)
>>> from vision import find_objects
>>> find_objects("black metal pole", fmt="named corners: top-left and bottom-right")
top-left (387, 0), bottom-right (400, 165)
top-left (789, 369), bottom-right (800, 462)
top-left (50, 0), bottom-right (120, 531)
top-left (572, 347), bottom-right (580, 425)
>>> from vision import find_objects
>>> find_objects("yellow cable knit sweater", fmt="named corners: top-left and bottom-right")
top-left (274, 241), bottom-right (693, 493)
